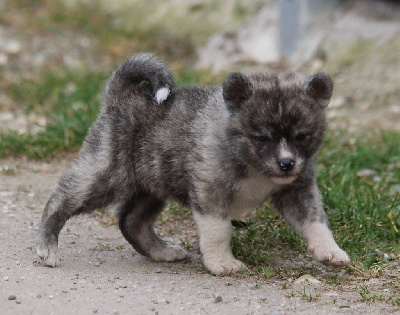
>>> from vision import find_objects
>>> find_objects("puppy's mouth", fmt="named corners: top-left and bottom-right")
top-left (270, 175), bottom-right (297, 185)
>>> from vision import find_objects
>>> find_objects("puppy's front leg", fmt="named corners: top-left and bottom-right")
top-left (194, 212), bottom-right (245, 275)
top-left (272, 182), bottom-right (350, 267)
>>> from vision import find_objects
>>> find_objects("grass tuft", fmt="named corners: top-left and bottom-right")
top-left (358, 285), bottom-right (400, 306)
top-left (1, 70), bottom-right (106, 158)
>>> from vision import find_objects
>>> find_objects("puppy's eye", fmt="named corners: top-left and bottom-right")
top-left (255, 135), bottom-right (269, 143)
top-left (296, 133), bottom-right (307, 141)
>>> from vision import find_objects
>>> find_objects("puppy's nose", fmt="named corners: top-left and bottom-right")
top-left (279, 158), bottom-right (294, 172)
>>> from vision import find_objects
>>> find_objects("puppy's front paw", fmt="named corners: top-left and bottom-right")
top-left (36, 243), bottom-right (59, 267)
top-left (309, 245), bottom-right (350, 267)
top-left (204, 258), bottom-right (246, 276)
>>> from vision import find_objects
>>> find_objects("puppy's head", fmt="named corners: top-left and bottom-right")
top-left (223, 72), bottom-right (333, 185)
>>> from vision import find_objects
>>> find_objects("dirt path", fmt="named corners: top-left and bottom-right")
top-left (0, 158), bottom-right (398, 314)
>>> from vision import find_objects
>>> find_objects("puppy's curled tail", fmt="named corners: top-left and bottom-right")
top-left (104, 53), bottom-right (174, 105)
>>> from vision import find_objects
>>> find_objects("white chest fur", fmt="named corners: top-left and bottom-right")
top-left (228, 172), bottom-right (277, 219)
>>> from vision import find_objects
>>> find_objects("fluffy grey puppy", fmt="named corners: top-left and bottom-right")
top-left (37, 53), bottom-right (350, 275)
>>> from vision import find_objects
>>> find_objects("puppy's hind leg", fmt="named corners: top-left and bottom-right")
top-left (36, 191), bottom-right (67, 267)
top-left (37, 161), bottom-right (117, 267)
top-left (118, 193), bottom-right (188, 262)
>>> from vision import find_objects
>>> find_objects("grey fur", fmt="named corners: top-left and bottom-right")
top-left (37, 53), bottom-right (349, 273)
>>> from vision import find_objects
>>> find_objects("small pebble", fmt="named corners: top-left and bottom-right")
top-left (329, 96), bottom-right (347, 108)
top-left (0, 53), bottom-right (8, 66)
top-left (8, 295), bottom-right (17, 300)
top-left (154, 268), bottom-right (162, 274)
top-left (294, 274), bottom-right (321, 285)
top-left (37, 294), bottom-right (42, 299)
top-left (3, 276), bottom-right (9, 281)
top-left (152, 298), bottom-right (170, 304)
top-left (372, 176), bottom-right (381, 183)
top-left (214, 295), bottom-right (223, 303)
top-left (16, 299), bottom-right (21, 304)
top-left (391, 184), bottom-right (400, 194)
top-left (368, 278), bottom-right (380, 284)
top-left (2, 40), bottom-right (22, 54)
top-left (49, 295), bottom-right (54, 299)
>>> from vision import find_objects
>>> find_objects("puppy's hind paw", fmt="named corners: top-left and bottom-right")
top-left (204, 258), bottom-right (246, 276)
top-left (149, 244), bottom-right (188, 262)
top-left (36, 243), bottom-right (59, 267)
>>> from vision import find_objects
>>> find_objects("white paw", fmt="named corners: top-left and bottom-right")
top-left (309, 245), bottom-right (350, 267)
top-left (149, 244), bottom-right (188, 262)
top-left (37, 243), bottom-right (59, 267)
top-left (204, 258), bottom-right (246, 276)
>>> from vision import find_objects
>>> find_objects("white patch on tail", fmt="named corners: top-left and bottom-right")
top-left (155, 87), bottom-right (170, 104)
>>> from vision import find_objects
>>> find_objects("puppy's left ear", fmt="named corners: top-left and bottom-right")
top-left (223, 73), bottom-right (253, 111)
top-left (304, 73), bottom-right (333, 107)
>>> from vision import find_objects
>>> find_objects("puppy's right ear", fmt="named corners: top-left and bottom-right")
top-left (304, 73), bottom-right (333, 108)
top-left (223, 73), bottom-right (253, 111)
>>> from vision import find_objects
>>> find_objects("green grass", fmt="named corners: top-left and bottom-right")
top-left (318, 132), bottom-right (400, 269)
top-left (0, 70), bottom-right (106, 158)
top-left (299, 287), bottom-right (321, 302)
top-left (358, 285), bottom-right (400, 306)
